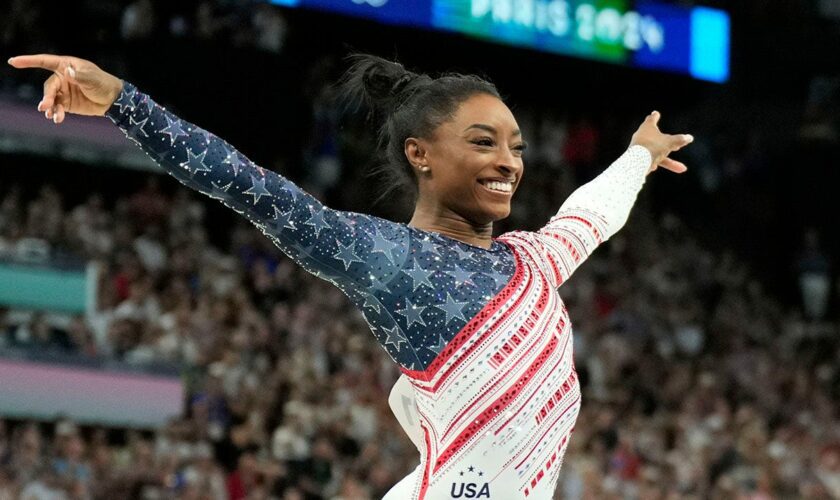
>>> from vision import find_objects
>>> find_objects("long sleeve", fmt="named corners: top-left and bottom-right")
top-left (105, 81), bottom-right (410, 291)
top-left (500, 145), bottom-right (651, 288)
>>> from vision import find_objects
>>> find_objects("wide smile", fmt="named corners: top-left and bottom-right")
top-left (477, 179), bottom-right (514, 196)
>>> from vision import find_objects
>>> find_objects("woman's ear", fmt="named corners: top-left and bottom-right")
top-left (405, 137), bottom-right (430, 173)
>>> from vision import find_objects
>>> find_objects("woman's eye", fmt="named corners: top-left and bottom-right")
top-left (472, 138), bottom-right (527, 154)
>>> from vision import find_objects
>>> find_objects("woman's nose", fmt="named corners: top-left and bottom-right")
top-left (497, 148), bottom-right (522, 174)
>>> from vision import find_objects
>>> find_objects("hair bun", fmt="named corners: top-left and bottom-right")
top-left (390, 73), bottom-right (416, 95)
top-left (336, 54), bottom-right (419, 116)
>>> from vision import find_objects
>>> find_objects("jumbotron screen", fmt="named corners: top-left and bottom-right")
top-left (269, 0), bottom-right (730, 83)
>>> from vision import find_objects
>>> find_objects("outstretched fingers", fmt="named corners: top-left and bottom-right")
top-left (54, 98), bottom-right (68, 124)
top-left (40, 74), bottom-right (63, 118)
top-left (659, 157), bottom-right (688, 173)
top-left (671, 133), bottom-right (694, 150)
top-left (658, 134), bottom-right (693, 173)
top-left (649, 110), bottom-right (661, 127)
top-left (8, 54), bottom-right (64, 72)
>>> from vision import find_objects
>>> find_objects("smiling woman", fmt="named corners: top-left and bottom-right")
top-left (406, 93), bottom-right (526, 233)
top-left (8, 52), bottom-right (691, 499)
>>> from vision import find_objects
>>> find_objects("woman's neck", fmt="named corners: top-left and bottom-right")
top-left (408, 204), bottom-right (494, 249)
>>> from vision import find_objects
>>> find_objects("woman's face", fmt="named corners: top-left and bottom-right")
top-left (412, 93), bottom-right (526, 225)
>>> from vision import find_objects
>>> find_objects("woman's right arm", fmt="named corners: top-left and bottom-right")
top-left (8, 54), bottom-right (410, 290)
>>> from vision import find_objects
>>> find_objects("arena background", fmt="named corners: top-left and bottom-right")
top-left (0, 0), bottom-right (838, 498)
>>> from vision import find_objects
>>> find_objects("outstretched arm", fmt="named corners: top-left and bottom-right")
top-left (503, 112), bottom-right (693, 287)
top-left (8, 54), bottom-right (409, 289)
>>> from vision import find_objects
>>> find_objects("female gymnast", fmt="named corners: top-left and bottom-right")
top-left (9, 53), bottom-right (692, 499)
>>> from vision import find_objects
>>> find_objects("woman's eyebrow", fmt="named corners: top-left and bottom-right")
top-left (463, 123), bottom-right (522, 136)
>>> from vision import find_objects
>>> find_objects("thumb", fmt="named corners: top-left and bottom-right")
top-left (64, 65), bottom-right (78, 84)
top-left (64, 62), bottom-right (99, 89)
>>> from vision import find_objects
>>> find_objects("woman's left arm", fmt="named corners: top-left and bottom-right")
top-left (503, 112), bottom-right (692, 287)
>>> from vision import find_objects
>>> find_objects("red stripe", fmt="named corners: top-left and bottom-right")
top-left (552, 214), bottom-right (602, 242)
top-left (440, 277), bottom-right (552, 439)
top-left (417, 425), bottom-right (432, 500)
top-left (435, 274), bottom-right (550, 439)
top-left (401, 246), bottom-right (525, 385)
top-left (520, 234), bottom-right (566, 288)
top-left (423, 267), bottom-right (531, 394)
top-left (494, 332), bottom-right (572, 436)
top-left (534, 371), bottom-right (578, 426)
top-left (441, 327), bottom-right (545, 440)
top-left (433, 334), bottom-right (560, 474)
top-left (514, 394), bottom-right (580, 470)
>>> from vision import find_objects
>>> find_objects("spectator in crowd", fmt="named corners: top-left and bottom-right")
top-left (120, 0), bottom-right (156, 41)
top-left (797, 228), bottom-right (832, 322)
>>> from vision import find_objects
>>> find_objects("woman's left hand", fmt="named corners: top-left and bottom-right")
top-left (629, 111), bottom-right (693, 175)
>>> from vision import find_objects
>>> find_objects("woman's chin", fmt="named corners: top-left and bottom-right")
top-left (479, 204), bottom-right (511, 224)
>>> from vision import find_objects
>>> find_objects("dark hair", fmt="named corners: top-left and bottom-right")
top-left (335, 54), bottom-right (501, 205)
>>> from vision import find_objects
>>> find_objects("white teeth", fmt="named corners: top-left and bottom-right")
top-left (483, 181), bottom-right (512, 193)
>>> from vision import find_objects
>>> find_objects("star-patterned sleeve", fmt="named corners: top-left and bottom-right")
top-left (105, 81), bottom-right (410, 291)
top-left (501, 145), bottom-right (651, 288)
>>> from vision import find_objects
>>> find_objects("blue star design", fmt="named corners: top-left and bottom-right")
top-left (208, 181), bottom-right (232, 201)
top-left (438, 293), bottom-right (468, 324)
top-left (159, 115), bottom-right (188, 146)
top-left (129, 115), bottom-right (149, 137)
top-left (142, 94), bottom-right (155, 115)
top-left (417, 237), bottom-right (440, 256)
top-left (270, 205), bottom-right (296, 231)
top-left (396, 298), bottom-right (427, 329)
top-left (181, 148), bottom-right (211, 177)
top-left (404, 262), bottom-right (435, 292)
top-left (332, 239), bottom-right (364, 271)
top-left (447, 267), bottom-right (476, 287)
top-left (381, 325), bottom-right (408, 352)
top-left (430, 333), bottom-right (448, 353)
top-left (304, 206), bottom-right (332, 239)
top-left (368, 273), bottom-right (393, 293)
top-left (362, 295), bottom-right (381, 314)
top-left (222, 144), bottom-right (245, 177)
top-left (114, 87), bottom-right (136, 114)
top-left (197, 127), bottom-right (214, 145)
top-left (370, 234), bottom-right (399, 265)
top-left (452, 245), bottom-right (474, 261)
top-left (284, 185), bottom-right (306, 205)
top-left (243, 175), bottom-right (271, 204)
top-left (486, 267), bottom-right (510, 288)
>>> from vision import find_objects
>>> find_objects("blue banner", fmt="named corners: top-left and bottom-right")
top-left (269, 0), bottom-right (730, 82)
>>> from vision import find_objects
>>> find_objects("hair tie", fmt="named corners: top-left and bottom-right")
top-left (391, 74), bottom-right (415, 95)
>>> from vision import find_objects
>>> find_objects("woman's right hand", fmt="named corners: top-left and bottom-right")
top-left (8, 54), bottom-right (123, 124)
top-left (630, 111), bottom-right (694, 175)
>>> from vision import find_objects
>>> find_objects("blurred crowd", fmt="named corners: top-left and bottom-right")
top-left (2, 0), bottom-right (288, 55)
top-left (1, 162), bottom-right (839, 500)
top-left (0, 179), bottom-right (418, 499)
top-left (1, 0), bottom-right (839, 499)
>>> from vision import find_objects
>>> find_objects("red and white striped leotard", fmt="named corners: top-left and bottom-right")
top-left (387, 146), bottom-right (652, 499)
